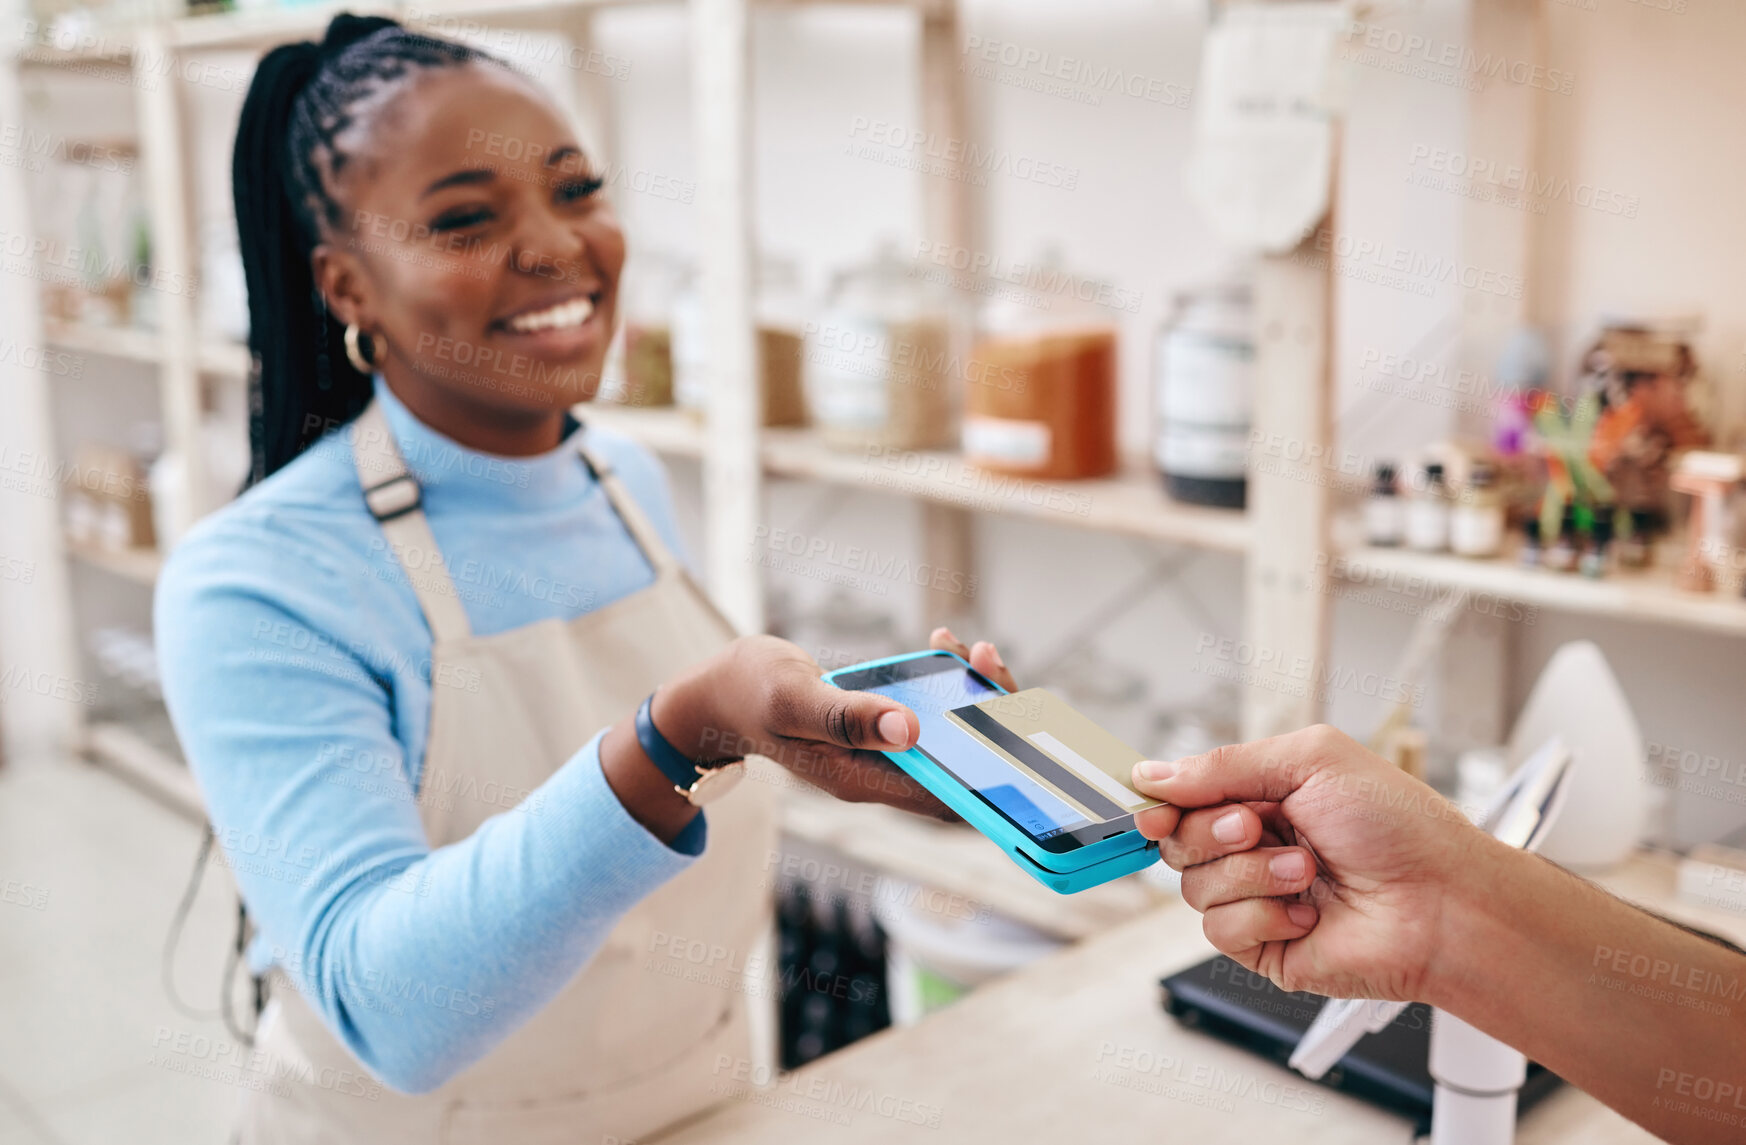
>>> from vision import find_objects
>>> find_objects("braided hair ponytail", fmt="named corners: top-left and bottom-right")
top-left (232, 14), bottom-right (501, 482)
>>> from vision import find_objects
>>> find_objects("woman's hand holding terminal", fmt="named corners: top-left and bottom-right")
top-left (603, 629), bottom-right (1014, 843)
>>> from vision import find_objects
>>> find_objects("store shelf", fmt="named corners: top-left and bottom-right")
top-left (1339, 543), bottom-right (1746, 639)
top-left (405, 0), bottom-right (668, 24)
top-left (170, 1), bottom-right (399, 50)
top-left (84, 719), bottom-right (203, 823)
top-left (763, 429), bottom-right (1251, 553)
top-left (583, 403), bottom-right (706, 458)
top-left (66, 538), bottom-right (163, 586)
top-left (166, 0), bottom-right (943, 51)
top-left (44, 319), bottom-right (162, 365)
top-left (44, 318), bottom-right (250, 378)
top-left (778, 783), bottom-right (1165, 943)
top-left (585, 405), bottom-right (1252, 553)
top-left (198, 339), bottom-right (251, 379)
top-left (168, 0), bottom-right (676, 51)
top-left (14, 43), bottom-right (134, 70)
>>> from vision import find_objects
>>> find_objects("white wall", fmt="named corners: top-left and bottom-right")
top-left (1532, 0), bottom-right (1746, 441)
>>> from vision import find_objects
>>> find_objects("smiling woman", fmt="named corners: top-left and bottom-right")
top-left (276, 37), bottom-right (621, 455)
top-left (155, 12), bottom-right (1016, 1145)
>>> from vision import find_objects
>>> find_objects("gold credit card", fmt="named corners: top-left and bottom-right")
top-left (944, 688), bottom-right (1159, 821)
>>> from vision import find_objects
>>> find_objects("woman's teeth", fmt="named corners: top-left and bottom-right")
top-left (506, 297), bottom-right (594, 333)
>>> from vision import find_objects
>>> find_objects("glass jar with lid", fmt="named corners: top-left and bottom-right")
top-left (1152, 283), bottom-right (1253, 508)
top-left (673, 255), bottom-right (809, 427)
top-left (962, 250), bottom-right (1118, 480)
top-left (804, 240), bottom-right (956, 452)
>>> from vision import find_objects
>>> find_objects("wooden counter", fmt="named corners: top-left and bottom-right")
top-left (653, 851), bottom-right (1739, 1145)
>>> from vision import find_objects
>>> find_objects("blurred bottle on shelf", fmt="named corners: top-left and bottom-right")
top-left (757, 258), bottom-right (809, 427)
top-left (803, 240), bottom-right (955, 453)
top-left (63, 440), bottom-right (155, 553)
top-left (33, 138), bottom-right (143, 327)
top-left (1152, 283), bottom-right (1253, 508)
top-left (1616, 509), bottom-right (1659, 569)
top-left (199, 216), bottom-right (251, 346)
top-left (128, 205), bottom-right (158, 331)
top-left (1365, 462), bottom-right (1404, 547)
top-left (1586, 317), bottom-right (1710, 550)
top-left (775, 879), bottom-right (816, 1068)
top-left (1450, 460), bottom-right (1505, 559)
top-left (1519, 517), bottom-right (1542, 568)
top-left (1582, 504), bottom-right (1616, 578)
top-left (601, 250), bottom-right (684, 407)
top-left (1404, 462), bottom-right (1452, 553)
top-left (1543, 501), bottom-right (1581, 573)
top-left (90, 625), bottom-right (160, 699)
top-left (775, 879), bottom-right (892, 1070)
top-left (963, 251), bottom-right (1117, 481)
top-left (837, 897), bottom-right (891, 1044)
top-left (673, 255), bottom-right (808, 427)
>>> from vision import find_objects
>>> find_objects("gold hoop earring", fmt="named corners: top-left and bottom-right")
top-left (343, 324), bottom-right (379, 375)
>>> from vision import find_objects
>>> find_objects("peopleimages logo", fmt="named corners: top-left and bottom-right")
top-left (749, 525), bottom-right (977, 599)
top-left (0, 125), bottom-right (135, 173)
top-left (959, 36), bottom-right (1191, 110)
top-left (912, 241), bottom-right (1142, 314)
top-left (1308, 230), bottom-right (1523, 299)
top-left (1341, 20), bottom-right (1575, 96)
top-left (846, 118), bottom-right (1079, 191)
top-left (1406, 145), bottom-right (1639, 218)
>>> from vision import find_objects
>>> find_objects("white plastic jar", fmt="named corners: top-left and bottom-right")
top-left (1153, 284), bottom-right (1253, 508)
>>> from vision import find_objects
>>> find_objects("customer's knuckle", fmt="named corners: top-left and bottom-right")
top-left (1303, 723), bottom-right (1344, 754)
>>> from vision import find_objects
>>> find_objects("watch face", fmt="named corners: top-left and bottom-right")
top-left (685, 760), bottom-right (747, 807)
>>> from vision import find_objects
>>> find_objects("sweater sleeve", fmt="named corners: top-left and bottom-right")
top-left (154, 525), bottom-right (696, 1094)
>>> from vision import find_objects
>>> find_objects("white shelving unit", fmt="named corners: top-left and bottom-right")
top-left (11, 0), bottom-right (1746, 881)
top-left (588, 406), bottom-right (1256, 553)
top-left (7, 0), bottom-right (983, 814)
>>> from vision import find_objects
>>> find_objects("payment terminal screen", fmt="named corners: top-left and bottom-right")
top-left (863, 666), bottom-right (1093, 842)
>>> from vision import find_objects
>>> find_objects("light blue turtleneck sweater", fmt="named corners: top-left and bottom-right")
top-left (155, 379), bottom-right (706, 1094)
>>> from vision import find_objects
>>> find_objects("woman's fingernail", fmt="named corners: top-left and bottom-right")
top-left (878, 710), bottom-right (910, 747)
top-left (1211, 810), bottom-right (1246, 844)
top-left (1135, 760), bottom-right (1176, 783)
top-left (990, 645), bottom-right (1007, 671)
top-left (1271, 851), bottom-right (1307, 881)
top-left (1286, 903), bottom-right (1318, 928)
top-left (939, 627), bottom-right (958, 645)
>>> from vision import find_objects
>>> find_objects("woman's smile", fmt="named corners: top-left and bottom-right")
top-left (491, 288), bottom-right (606, 357)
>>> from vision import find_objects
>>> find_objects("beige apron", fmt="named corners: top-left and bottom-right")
top-left (235, 401), bottom-right (776, 1144)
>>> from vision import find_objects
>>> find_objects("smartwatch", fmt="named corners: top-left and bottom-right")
top-left (635, 693), bottom-right (746, 807)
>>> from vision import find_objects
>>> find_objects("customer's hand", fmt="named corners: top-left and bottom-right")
top-left (1130, 725), bottom-right (1487, 1002)
top-left (652, 630), bottom-right (1014, 820)
top-left (925, 625), bottom-right (1019, 694)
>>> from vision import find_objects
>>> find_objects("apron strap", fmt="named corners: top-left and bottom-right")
top-left (349, 401), bottom-right (474, 642)
top-left (575, 434), bottom-right (742, 639)
top-left (575, 439), bottom-right (684, 579)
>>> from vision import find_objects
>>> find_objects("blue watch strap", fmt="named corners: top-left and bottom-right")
top-left (636, 693), bottom-right (702, 790)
